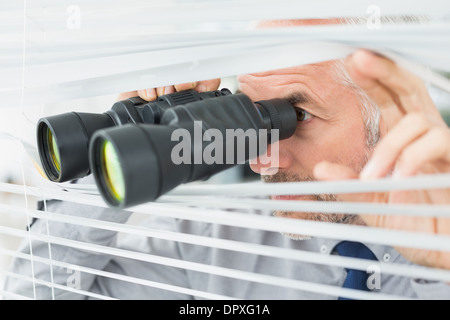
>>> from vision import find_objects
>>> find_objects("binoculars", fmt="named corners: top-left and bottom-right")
top-left (37, 89), bottom-right (232, 182)
top-left (37, 89), bottom-right (298, 209)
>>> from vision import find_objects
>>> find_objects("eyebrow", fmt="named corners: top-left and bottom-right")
top-left (235, 90), bottom-right (312, 105)
top-left (283, 92), bottom-right (312, 105)
top-left (236, 89), bottom-right (330, 117)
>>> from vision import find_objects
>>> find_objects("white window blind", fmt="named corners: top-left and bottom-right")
top-left (1, 0), bottom-right (450, 301)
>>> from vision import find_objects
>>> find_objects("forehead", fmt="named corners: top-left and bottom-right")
top-left (239, 19), bottom-right (348, 101)
top-left (238, 61), bottom-right (345, 103)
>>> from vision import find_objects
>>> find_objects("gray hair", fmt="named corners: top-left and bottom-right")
top-left (331, 59), bottom-right (381, 149)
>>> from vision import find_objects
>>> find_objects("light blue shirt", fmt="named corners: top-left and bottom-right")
top-left (4, 180), bottom-right (450, 300)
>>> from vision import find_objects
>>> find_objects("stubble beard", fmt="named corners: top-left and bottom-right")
top-left (262, 172), bottom-right (365, 241)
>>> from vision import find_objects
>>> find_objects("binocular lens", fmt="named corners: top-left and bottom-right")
top-left (101, 140), bottom-right (125, 204)
top-left (38, 123), bottom-right (62, 181)
top-left (47, 128), bottom-right (61, 174)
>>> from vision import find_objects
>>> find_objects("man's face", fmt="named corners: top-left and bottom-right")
top-left (238, 61), bottom-right (371, 234)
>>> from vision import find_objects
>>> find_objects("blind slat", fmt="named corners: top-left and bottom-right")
top-left (0, 248), bottom-right (409, 301)
top-left (2, 206), bottom-right (450, 284)
top-left (1, 181), bottom-right (450, 253)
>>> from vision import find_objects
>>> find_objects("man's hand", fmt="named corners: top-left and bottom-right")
top-left (314, 49), bottom-right (450, 269)
top-left (116, 79), bottom-right (221, 101)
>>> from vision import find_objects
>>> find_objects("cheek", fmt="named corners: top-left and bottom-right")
top-left (284, 119), bottom-right (368, 171)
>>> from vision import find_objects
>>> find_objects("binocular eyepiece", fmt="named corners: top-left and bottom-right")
top-left (37, 89), bottom-right (232, 182)
top-left (89, 93), bottom-right (297, 209)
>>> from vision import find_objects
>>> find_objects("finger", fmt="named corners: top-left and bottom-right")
top-left (360, 113), bottom-right (435, 179)
top-left (350, 50), bottom-right (438, 116)
top-left (314, 161), bottom-right (358, 181)
top-left (345, 54), bottom-right (398, 108)
top-left (313, 161), bottom-right (373, 203)
top-left (137, 89), bottom-right (157, 101)
top-left (345, 52), bottom-right (405, 130)
top-left (163, 86), bottom-right (176, 95)
top-left (392, 127), bottom-right (450, 178)
top-left (156, 87), bottom-right (165, 97)
top-left (193, 79), bottom-right (221, 92)
top-left (117, 91), bottom-right (139, 101)
top-left (174, 79), bottom-right (221, 93)
top-left (174, 82), bottom-right (198, 92)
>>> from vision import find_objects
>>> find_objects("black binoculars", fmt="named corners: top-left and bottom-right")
top-left (37, 89), bottom-right (298, 209)
top-left (37, 89), bottom-right (232, 183)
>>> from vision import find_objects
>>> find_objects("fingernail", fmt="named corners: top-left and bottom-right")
top-left (360, 160), bottom-right (377, 180)
top-left (145, 89), bottom-right (156, 100)
top-left (197, 84), bottom-right (208, 92)
top-left (352, 50), bottom-right (367, 67)
top-left (191, 82), bottom-right (198, 89)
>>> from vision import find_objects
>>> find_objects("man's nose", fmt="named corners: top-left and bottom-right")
top-left (249, 143), bottom-right (293, 175)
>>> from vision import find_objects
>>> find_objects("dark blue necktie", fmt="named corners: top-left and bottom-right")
top-left (333, 241), bottom-right (378, 300)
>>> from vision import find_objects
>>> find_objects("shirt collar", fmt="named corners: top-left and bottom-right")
top-left (314, 237), bottom-right (401, 263)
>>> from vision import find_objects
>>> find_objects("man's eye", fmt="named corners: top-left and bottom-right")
top-left (295, 108), bottom-right (312, 122)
